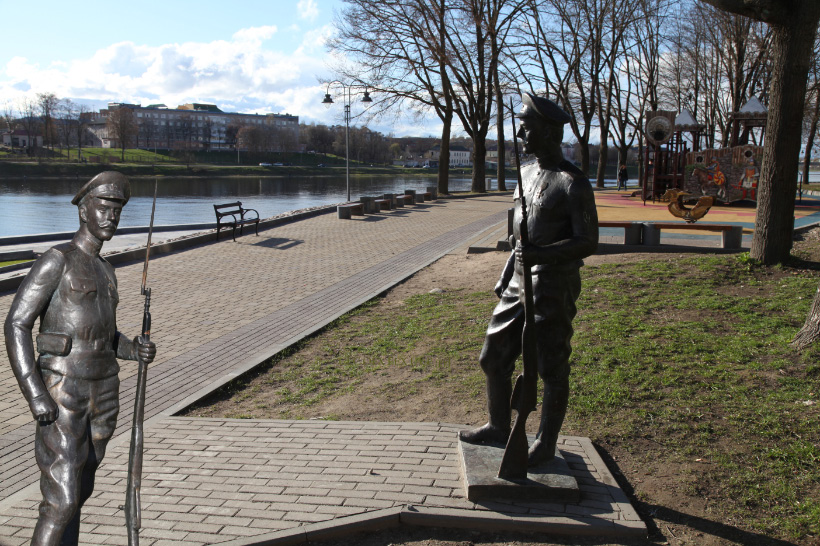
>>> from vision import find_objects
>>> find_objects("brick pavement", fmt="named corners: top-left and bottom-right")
top-left (0, 419), bottom-right (643, 545)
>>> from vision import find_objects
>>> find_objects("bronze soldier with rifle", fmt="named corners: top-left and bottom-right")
top-left (460, 93), bottom-right (598, 471)
top-left (4, 171), bottom-right (156, 546)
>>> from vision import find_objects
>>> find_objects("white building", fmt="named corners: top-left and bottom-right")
top-left (449, 144), bottom-right (471, 167)
top-left (87, 102), bottom-right (299, 152)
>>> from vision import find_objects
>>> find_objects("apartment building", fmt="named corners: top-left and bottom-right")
top-left (87, 102), bottom-right (299, 152)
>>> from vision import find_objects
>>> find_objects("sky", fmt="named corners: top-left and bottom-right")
top-left (0, 0), bottom-right (442, 137)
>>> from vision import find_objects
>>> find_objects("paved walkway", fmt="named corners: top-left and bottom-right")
top-left (8, 189), bottom-right (815, 544)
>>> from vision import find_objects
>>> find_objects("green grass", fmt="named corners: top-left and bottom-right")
top-left (571, 254), bottom-right (819, 538)
top-left (0, 259), bottom-right (33, 268)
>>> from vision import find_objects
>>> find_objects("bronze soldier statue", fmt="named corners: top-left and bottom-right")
top-left (4, 171), bottom-right (156, 546)
top-left (460, 93), bottom-right (598, 466)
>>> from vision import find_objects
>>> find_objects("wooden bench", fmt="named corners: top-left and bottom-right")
top-left (374, 198), bottom-right (392, 211)
top-left (599, 221), bottom-right (642, 245)
top-left (642, 222), bottom-right (743, 249)
top-left (213, 202), bottom-right (260, 241)
top-left (391, 194), bottom-right (414, 206)
top-left (337, 202), bottom-right (364, 219)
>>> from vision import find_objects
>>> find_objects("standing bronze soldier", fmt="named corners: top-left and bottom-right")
top-left (460, 94), bottom-right (598, 466)
top-left (4, 171), bottom-right (156, 546)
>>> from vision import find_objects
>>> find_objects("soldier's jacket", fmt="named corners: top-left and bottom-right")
top-left (510, 159), bottom-right (598, 274)
top-left (4, 240), bottom-right (136, 405)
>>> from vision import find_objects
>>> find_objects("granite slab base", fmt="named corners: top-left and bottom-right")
top-left (458, 437), bottom-right (581, 503)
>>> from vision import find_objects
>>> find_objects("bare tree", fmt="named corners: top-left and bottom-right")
top-left (37, 92), bottom-right (59, 152)
top-left (701, 0), bottom-right (820, 265)
top-left (800, 35), bottom-right (820, 189)
top-left (331, 0), bottom-right (457, 193)
top-left (74, 103), bottom-right (90, 161)
top-left (106, 106), bottom-right (138, 161)
top-left (18, 96), bottom-right (41, 156)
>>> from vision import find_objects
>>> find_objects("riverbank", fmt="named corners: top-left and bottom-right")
top-left (0, 160), bottom-right (519, 180)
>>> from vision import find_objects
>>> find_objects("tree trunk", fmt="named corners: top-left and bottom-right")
top-left (596, 140), bottom-right (608, 188)
top-left (494, 68), bottom-right (506, 192)
top-left (438, 112), bottom-right (452, 195)
top-left (802, 98), bottom-right (819, 191)
top-left (792, 281), bottom-right (820, 350)
top-left (471, 137), bottom-right (487, 193)
top-left (750, 20), bottom-right (817, 264)
top-left (579, 140), bottom-right (591, 176)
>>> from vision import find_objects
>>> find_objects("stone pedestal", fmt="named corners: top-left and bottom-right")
top-left (458, 437), bottom-right (580, 503)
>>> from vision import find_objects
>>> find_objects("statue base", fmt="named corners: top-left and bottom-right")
top-left (458, 436), bottom-right (580, 503)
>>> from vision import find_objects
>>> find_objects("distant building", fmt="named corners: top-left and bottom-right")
top-left (1, 130), bottom-right (42, 149)
top-left (87, 102), bottom-right (299, 152)
top-left (449, 145), bottom-right (471, 167)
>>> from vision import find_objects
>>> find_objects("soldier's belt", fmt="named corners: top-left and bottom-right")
top-left (39, 350), bottom-right (119, 380)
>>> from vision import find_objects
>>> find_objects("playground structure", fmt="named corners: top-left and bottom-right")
top-left (641, 97), bottom-right (767, 205)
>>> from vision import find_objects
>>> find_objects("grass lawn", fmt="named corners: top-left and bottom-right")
top-left (0, 259), bottom-right (33, 268)
top-left (185, 248), bottom-right (820, 545)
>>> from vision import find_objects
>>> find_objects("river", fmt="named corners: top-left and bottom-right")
top-left (0, 175), bottom-right (479, 236)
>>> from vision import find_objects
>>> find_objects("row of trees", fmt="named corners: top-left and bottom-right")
top-left (2, 93), bottom-right (94, 158)
top-left (330, 0), bottom-right (820, 265)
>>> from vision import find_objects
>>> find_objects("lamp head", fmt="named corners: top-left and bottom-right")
top-left (362, 90), bottom-right (373, 103)
top-left (322, 93), bottom-right (334, 108)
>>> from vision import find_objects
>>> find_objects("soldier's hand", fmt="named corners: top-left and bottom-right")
top-left (494, 278), bottom-right (506, 299)
top-left (134, 336), bottom-right (156, 364)
top-left (515, 242), bottom-right (534, 269)
top-left (30, 393), bottom-right (58, 422)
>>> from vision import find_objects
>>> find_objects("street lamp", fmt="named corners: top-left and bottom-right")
top-left (322, 81), bottom-right (373, 202)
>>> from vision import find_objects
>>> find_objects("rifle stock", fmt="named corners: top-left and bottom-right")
top-left (498, 98), bottom-right (538, 481)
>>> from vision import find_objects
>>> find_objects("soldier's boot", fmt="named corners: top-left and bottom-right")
top-left (527, 378), bottom-right (569, 466)
top-left (458, 378), bottom-right (511, 445)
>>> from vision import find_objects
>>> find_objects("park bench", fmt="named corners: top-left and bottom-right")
top-left (599, 221), bottom-right (642, 245)
top-left (395, 194), bottom-right (415, 206)
top-left (641, 222), bottom-right (743, 249)
top-left (213, 202), bottom-right (260, 241)
top-left (337, 202), bottom-right (365, 219)
top-left (374, 198), bottom-right (392, 211)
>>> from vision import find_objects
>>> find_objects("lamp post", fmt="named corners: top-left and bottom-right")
top-left (322, 81), bottom-right (372, 202)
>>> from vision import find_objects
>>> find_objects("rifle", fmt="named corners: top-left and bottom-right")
top-left (124, 180), bottom-right (157, 545)
top-left (497, 98), bottom-right (539, 481)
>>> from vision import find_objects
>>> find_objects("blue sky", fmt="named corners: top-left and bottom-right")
top-left (0, 0), bottom-right (439, 136)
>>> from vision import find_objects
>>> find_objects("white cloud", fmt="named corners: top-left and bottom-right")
top-left (0, 28), bottom-right (328, 116)
top-left (0, 24), bottom-right (443, 136)
top-left (297, 0), bottom-right (319, 21)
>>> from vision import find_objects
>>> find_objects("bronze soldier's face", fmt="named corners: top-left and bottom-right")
top-left (517, 114), bottom-right (548, 155)
top-left (81, 197), bottom-right (123, 241)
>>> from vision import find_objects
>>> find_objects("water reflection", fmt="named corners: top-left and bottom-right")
top-left (0, 175), bottom-right (474, 236)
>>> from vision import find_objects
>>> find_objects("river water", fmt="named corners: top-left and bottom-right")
top-left (0, 175), bottom-right (479, 236)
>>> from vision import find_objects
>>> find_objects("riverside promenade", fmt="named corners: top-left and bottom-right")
top-left (6, 188), bottom-right (817, 544)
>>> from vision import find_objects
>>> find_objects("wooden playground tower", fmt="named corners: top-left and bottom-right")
top-left (641, 110), bottom-right (704, 202)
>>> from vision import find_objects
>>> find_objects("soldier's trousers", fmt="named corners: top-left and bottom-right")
top-left (480, 268), bottom-right (581, 381)
top-left (32, 371), bottom-right (119, 546)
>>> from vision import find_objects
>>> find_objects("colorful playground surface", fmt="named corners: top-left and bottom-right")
top-left (594, 189), bottom-right (820, 246)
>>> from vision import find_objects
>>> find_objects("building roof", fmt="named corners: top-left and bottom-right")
top-left (178, 103), bottom-right (224, 113)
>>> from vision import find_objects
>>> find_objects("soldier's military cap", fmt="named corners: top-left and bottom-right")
top-left (518, 92), bottom-right (572, 125)
top-left (71, 171), bottom-right (131, 206)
